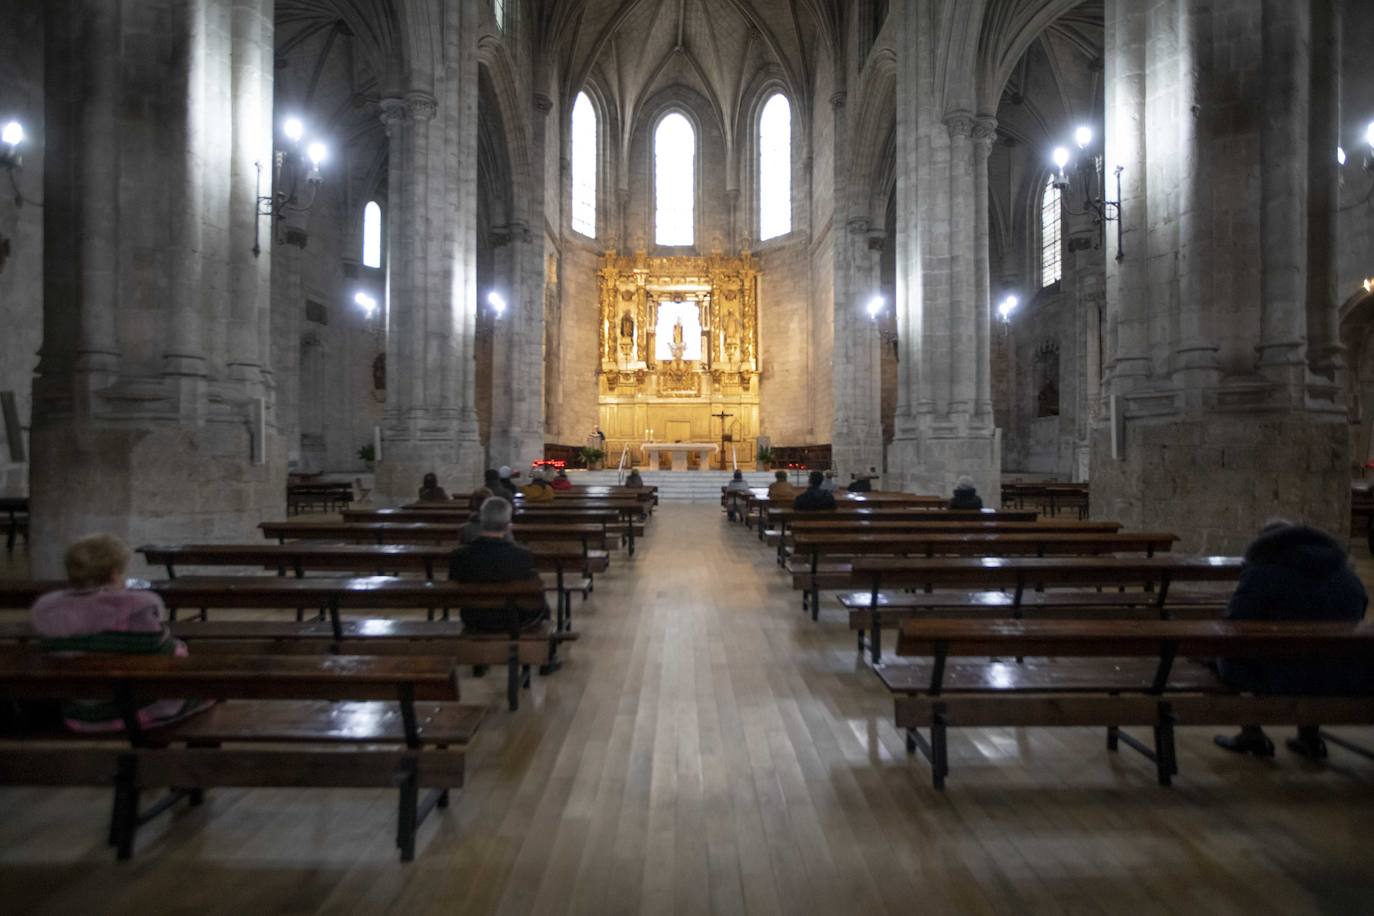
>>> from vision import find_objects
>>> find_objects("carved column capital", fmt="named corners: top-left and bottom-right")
top-left (379, 97), bottom-right (408, 135)
top-left (943, 109), bottom-right (976, 138)
top-left (972, 115), bottom-right (999, 145)
top-left (830, 91), bottom-right (848, 109)
top-left (533, 92), bottom-right (554, 114)
top-left (405, 91), bottom-right (438, 121)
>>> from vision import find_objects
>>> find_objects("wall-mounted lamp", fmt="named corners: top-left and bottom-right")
top-left (253, 116), bottom-right (329, 257)
top-left (865, 294), bottom-right (885, 319)
top-left (997, 294), bottom-right (1019, 323)
top-left (2, 120), bottom-right (26, 210)
top-left (354, 291), bottom-right (378, 318)
top-left (1051, 124), bottom-right (1124, 261)
top-left (487, 291), bottom-right (507, 317)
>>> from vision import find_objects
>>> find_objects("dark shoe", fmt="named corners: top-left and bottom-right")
top-left (472, 665), bottom-right (489, 678)
top-left (1214, 728), bottom-right (1275, 757)
top-left (1286, 728), bottom-right (1328, 760)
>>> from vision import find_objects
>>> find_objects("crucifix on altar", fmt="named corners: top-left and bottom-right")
top-left (711, 410), bottom-right (734, 470)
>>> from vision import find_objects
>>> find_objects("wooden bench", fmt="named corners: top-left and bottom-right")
top-left (345, 507), bottom-right (647, 556)
top-left (137, 543), bottom-right (594, 633)
top-left (789, 531), bottom-right (1180, 619)
top-left (840, 555), bottom-right (1245, 662)
top-left (286, 482), bottom-right (354, 515)
top-left (0, 578), bottom-right (568, 710)
top-left (761, 506), bottom-right (1040, 552)
top-left (887, 618), bottom-right (1374, 789)
top-left (747, 495), bottom-right (950, 539)
top-left (0, 496), bottom-right (28, 553)
top-left (0, 651), bottom-right (481, 860)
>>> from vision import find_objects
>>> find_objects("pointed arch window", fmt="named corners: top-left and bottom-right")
top-left (654, 112), bottom-right (696, 247)
top-left (758, 93), bottom-right (792, 240)
top-left (571, 92), bottom-right (597, 238)
top-left (1040, 175), bottom-right (1062, 287)
top-left (493, 0), bottom-right (506, 31)
top-left (362, 200), bottom-right (382, 269)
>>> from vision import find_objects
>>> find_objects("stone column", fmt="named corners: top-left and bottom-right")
top-left (1090, 0), bottom-right (1347, 551)
top-left (31, 0), bottom-right (281, 574)
top-left (945, 111), bottom-right (976, 418)
top-left (972, 116), bottom-right (996, 421)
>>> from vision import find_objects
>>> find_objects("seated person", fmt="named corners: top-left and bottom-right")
top-left (521, 466), bottom-right (556, 502)
top-left (724, 470), bottom-right (751, 521)
top-left (948, 475), bottom-right (983, 510)
top-left (819, 471), bottom-right (838, 492)
top-left (30, 534), bottom-right (211, 733)
top-left (418, 472), bottom-right (448, 502)
top-left (793, 470), bottom-right (838, 510)
top-left (551, 468), bottom-right (573, 490)
top-left (625, 468), bottom-right (644, 488)
top-left (847, 467), bottom-right (877, 493)
top-left (495, 465), bottom-right (520, 499)
top-left (766, 470), bottom-right (795, 501)
top-left (1214, 520), bottom-right (1373, 759)
top-left (447, 498), bottom-right (550, 633)
top-left (460, 487), bottom-right (495, 544)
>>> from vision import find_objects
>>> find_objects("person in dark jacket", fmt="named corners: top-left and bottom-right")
top-left (447, 497), bottom-right (548, 633)
top-left (948, 475), bottom-right (983, 510)
top-left (793, 470), bottom-right (838, 510)
top-left (418, 472), bottom-right (448, 502)
top-left (484, 467), bottom-right (515, 501)
top-left (848, 467), bottom-right (877, 493)
top-left (1214, 521), bottom-right (1371, 759)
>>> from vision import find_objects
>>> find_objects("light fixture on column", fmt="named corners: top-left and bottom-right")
top-left (1052, 125), bottom-right (1125, 261)
top-left (1, 120), bottom-right (23, 170)
top-left (354, 291), bottom-right (378, 318)
top-left (486, 291), bottom-right (507, 317)
top-left (997, 294), bottom-right (1019, 323)
top-left (252, 116), bottom-right (329, 257)
top-left (865, 294), bottom-right (885, 319)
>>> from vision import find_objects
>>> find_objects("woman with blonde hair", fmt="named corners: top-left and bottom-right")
top-left (29, 534), bottom-right (211, 732)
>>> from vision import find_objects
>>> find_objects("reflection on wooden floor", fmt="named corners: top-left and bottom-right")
top-left (1, 505), bottom-right (1373, 914)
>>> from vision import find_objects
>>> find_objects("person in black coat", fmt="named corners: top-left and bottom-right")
top-left (1214, 521), bottom-right (1371, 759)
top-left (847, 467), bottom-right (877, 493)
top-left (793, 471), bottom-right (837, 510)
top-left (948, 475), bottom-right (983, 510)
top-left (447, 497), bottom-right (549, 634)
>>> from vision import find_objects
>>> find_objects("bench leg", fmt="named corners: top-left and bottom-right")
top-left (507, 655), bottom-right (520, 712)
top-left (1155, 703), bottom-right (1178, 785)
top-left (931, 708), bottom-right (949, 790)
top-left (109, 755), bottom-right (140, 860)
top-left (395, 759), bottom-right (419, 862)
top-left (1106, 725), bottom-right (1120, 751)
top-left (870, 622), bottom-right (883, 666)
top-left (810, 589), bottom-right (820, 622)
top-left (857, 629), bottom-right (865, 656)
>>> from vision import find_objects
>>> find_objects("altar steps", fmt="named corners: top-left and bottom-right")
top-left (566, 469), bottom-right (781, 503)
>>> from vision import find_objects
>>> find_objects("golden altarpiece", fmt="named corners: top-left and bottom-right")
top-left (597, 251), bottom-right (760, 469)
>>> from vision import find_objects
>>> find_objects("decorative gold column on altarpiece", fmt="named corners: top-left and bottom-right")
top-left (597, 251), bottom-right (762, 469)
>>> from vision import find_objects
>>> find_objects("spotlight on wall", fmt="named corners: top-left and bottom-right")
top-left (487, 291), bottom-right (507, 317)
top-left (997, 294), bottom-right (1020, 323)
top-left (0, 120), bottom-right (24, 171)
top-left (354, 291), bottom-right (378, 318)
top-left (1365, 121), bottom-right (1374, 172)
top-left (253, 118), bottom-right (330, 257)
top-left (1050, 127), bottom-right (1125, 261)
top-left (1338, 147), bottom-right (1347, 166)
top-left (865, 294), bottom-right (885, 319)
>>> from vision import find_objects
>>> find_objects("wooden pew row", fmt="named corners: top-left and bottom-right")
top-left (886, 618), bottom-right (1374, 788)
top-left (744, 493), bottom-right (949, 538)
top-left (837, 555), bottom-right (1245, 662)
top-left (761, 507), bottom-right (1041, 558)
top-left (774, 518), bottom-right (1128, 564)
top-left (345, 506), bottom-right (648, 556)
top-left (788, 531), bottom-right (1181, 620)
top-left (137, 543), bottom-right (594, 633)
top-left (0, 577), bottom-right (567, 711)
top-left (0, 651), bottom-right (478, 861)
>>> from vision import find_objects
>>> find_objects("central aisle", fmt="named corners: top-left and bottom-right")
top-left (2, 505), bottom-right (1372, 914)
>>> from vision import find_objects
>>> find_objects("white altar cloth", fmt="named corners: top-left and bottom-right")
top-left (642, 442), bottom-right (719, 471)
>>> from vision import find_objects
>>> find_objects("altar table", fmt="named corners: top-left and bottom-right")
top-left (642, 442), bottom-right (719, 471)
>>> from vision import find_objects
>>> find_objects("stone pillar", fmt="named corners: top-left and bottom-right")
top-left (374, 0), bottom-right (484, 501)
top-left (30, 0), bottom-right (281, 575)
top-left (887, 0), bottom-right (1000, 502)
top-left (972, 116), bottom-right (996, 421)
top-left (1091, 0), bottom-right (1347, 552)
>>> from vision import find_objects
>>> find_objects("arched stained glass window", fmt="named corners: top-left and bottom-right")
top-left (571, 92), bottom-right (597, 238)
top-left (362, 200), bottom-right (382, 269)
top-left (1040, 175), bottom-right (1062, 287)
top-left (758, 93), bottom-right (792, 240)
top-left (654, 112), bottom-right (695, 247)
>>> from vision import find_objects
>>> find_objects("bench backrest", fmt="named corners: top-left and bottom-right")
top-left (791, 532), bottom-right (1175, 554)
top-left (851, 555), bottom-right (1242, 589)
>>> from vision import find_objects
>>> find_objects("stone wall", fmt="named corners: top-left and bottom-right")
top-left (0, 0), bottom-right (43, 497)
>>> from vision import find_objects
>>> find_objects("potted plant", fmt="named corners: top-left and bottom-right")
top-left (579, 446), bottom-right (605, 471)
top-left (755, 445), bottom-right (773, 471)
top-left (357, 443), bottom-right (376, 470)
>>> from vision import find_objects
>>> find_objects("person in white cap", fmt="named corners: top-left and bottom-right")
top-left (494, 465), bottom-right (518, 500)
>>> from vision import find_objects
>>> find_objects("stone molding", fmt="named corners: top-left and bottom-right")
top-left (379, 98), bottom-right (407, 134)
top-left (943, 110), bottom-right (975, 137)
top-left (405, 92), bottom-right (438, 121)
top-left (533, 92), bottom-right (553, 114)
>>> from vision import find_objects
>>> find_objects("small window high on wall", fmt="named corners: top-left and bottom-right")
top-left (492, 0), bottom-right (506, 30)
top-left (362, 200), bottom-right (382, 269)
top-left (571, 92), bottom-right (597, 238)
top-left (758, 93), bottom-right (791, 241)
top-left (655, 112), bottom-right (695, 247)
top-left (1040, 175), bottom-right (1062, 287)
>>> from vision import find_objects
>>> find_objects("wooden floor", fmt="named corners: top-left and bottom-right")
top-left (2, 505), bottom-right (1374, 914)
